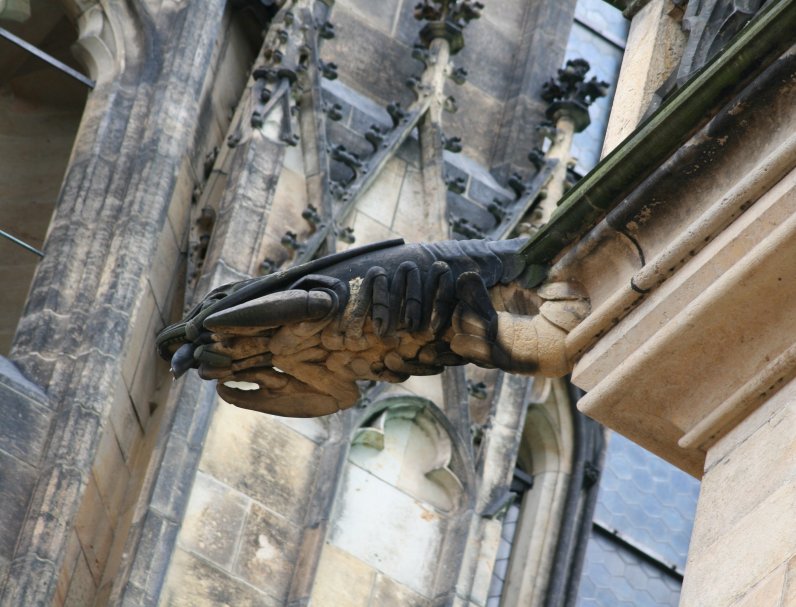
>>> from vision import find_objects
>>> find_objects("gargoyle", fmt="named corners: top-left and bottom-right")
top-left (156, 238), bottom-right (589, 417)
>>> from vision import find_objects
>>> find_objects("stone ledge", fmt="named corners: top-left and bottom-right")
top-left (576, 166), bottom-right (796, 476)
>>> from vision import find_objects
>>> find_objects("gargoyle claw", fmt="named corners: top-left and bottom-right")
top-left (156, 237), bottom-right (590, 417)
top-left (204, 289), bottom-right (336, 335)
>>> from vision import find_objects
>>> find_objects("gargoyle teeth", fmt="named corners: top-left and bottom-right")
top-left (223, 380), bottom-right (261, 391)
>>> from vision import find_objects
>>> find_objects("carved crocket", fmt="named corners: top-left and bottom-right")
top-left (156, 238), bottom-right (589, 417)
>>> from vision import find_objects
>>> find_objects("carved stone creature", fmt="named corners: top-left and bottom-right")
top-left (156, 238), bottom-right (589, 417)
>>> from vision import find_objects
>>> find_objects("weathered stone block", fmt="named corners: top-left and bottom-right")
top-left (730, 562), bottom-right (787, 607)
top-left (170, 375), bottom-right (216, 449)
top-left (126, 510), bottom-right (180, 600)
top-left (92, 426), bottom-right (130, 528)
top-left (694, 386), bottom-right (795, 551)
top-left (109, 380), bottom-right (143, 466)
top-left (390, 167), bottom-right (425, 237)
top-left (283, 140), bottom-right (306, 176)
top-left (356, 156), bottom-right (406, 228)
top-left (441, 83), bottom-right (504, 168)
top-left (681, 482), bottom-right (796, 607)
top-left (467, 175), bottom-right (513, 208)
top-left (121, 286), bottom-right (158, 395)
top-left (784, 556), bottom-right (796, 606)
top-left (234, 501), bottom-right (302, 601)
top-left (320, 83), bottom-right (353, 125)
top-left (63, 550), bottom-right (96, 607)
top-left (0, 556), bottom-right (7, 602)
top-left (149, 223), bottom-right (182, 321)
top-left (330, 464), bottom-right (445, 596)
top-left (480, 0), bottom-right (527, 41)
top-left (323, 6), bottom-right (415, 108)
top-left (177, 471), bottom-right (247, 570)
top-left (277, 416), bottom-right (330, 445)
top-left (447, 192), bottom-right (497, 235)
top-left (342, 211), bottom-right (397, 251)
top-left (128, 312), bottom-right (162, 429)
top-left (454, 17), bottom-right (518, 100)
top-left (74, 477), bottom-right (113, 586)
top-left (310, 544), bottom-right (375, 607)
top-left (326, 120), bottom-right (372, 158)
top-left (199, 403), bottom-right (319, 522)
top-left (148, 436), bottom-right (199, 522)
top-left (336, 82), bottom-right (393, 134)
top-left (372, 572), bottom-right (430, 606)
top-left (396, 134), bottom-right (421, 168)
top-left (53, 530), bottom-right (81, 607)
top-left (210, 17), bottom-right (255, 134)
top-left (161, 548), bottom-right (280, 607)
top-left (169, 157), bottom-right (199, 245)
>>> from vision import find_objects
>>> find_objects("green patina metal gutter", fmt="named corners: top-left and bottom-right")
top-left (520, 0), bottom-right (796, 271)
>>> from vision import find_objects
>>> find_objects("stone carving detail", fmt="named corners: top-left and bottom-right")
top-left (541, 59), bottom-right (609, 133)
top-left (414, 0), bottom-right (484, 54)
top-left (645, 0), bottom-right (767, 115)
top-left (156, 238), bottom-right (589, 417)
top-left (679, 0), bottom-right (767, 83)
top-left (352, 400), bottom-right (464, 511)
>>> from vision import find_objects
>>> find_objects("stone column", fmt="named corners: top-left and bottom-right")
top-left (1, 1), bottom-right (229, 604)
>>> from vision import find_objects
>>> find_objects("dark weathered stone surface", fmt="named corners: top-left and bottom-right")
top-left (468, 176), bottom-right (513, 208)
top-left (489, 0), bottom-right (577, 180)
top-left (123, 510), bottom-right (180, 603)
top-left (447, 191), bottom-right (497, 233)
top-left (344, 0), bottom-right (401, 33)
top-left (110, 373), bottom-right (217, 605)
top-left (0, 451), bottom-right (36, 560)
top-left (0, 357), bottom-right (50, 465)
top-left (454, 16), bottom-right (519, 100)
top-left (323, 5), bottom-right (416, 108)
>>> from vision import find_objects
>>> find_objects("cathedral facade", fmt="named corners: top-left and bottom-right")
top-left (0, 0), bottom-right (793, 606)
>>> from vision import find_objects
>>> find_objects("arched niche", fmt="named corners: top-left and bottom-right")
top-left (497, 378), bottom-right (577, 606)
top-left (318, 397), bottom-right (474, 602)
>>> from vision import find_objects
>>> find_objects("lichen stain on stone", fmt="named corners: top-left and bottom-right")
top-left (635, 205), bottom-right (653, 225)
top-left (255, 533), bottom-right (278, 561)
top-left (419, 508), bottom-right (436, 522)
top-left (247, 419), bottom-right (315, 512)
